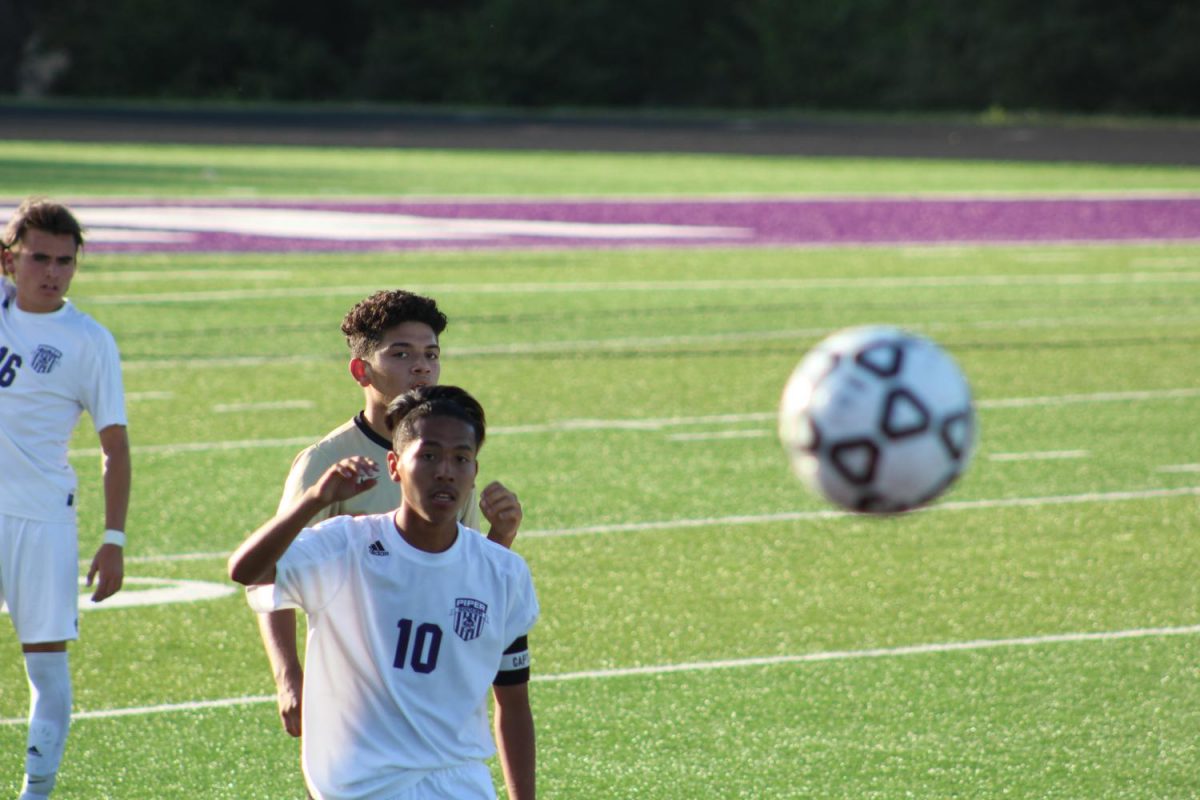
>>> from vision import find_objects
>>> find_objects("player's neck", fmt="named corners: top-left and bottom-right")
top-left (361, 403), bottom-right (392, 441)
top-left (14, 294), bottom-right (66, 314)
top-left (393, 507), bottom-right (459, 554)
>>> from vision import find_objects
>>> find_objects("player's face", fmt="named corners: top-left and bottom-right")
top-left (3, 229), bottom-right (78, 313)
top-left (389, 416), bottom-right (479, 525)
top-left (359, 321), bottom-right (441, 405)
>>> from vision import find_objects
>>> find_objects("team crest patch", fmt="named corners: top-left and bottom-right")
top-left (31, 345), bottom-right (63, 374)
top-left (452, 598), bottom-right (488, 642)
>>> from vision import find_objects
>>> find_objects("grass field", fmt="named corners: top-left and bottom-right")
top-left (5, 139), bottom-right (1200, 197)
top-left (1, 139), bottom-right (1199, 798)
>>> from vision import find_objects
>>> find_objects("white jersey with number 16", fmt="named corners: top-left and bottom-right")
top-left (0, 278), bottom-right (126, 522)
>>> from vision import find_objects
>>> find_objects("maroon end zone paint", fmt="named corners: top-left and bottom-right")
top-left (65, 195), bottom-right (1200, 253)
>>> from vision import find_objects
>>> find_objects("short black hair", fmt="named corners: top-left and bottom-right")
top-left (387, 385), bottom-right (486, 453)
top-left (341, 290), bottom-right (448, 360)
top-left (3, 197), bottom-right (85, 250)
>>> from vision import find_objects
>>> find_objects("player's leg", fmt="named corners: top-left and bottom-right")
top-left (20, 642), bottom-right (71, 800)
top-left (1, 515), bottom-right (79, 799)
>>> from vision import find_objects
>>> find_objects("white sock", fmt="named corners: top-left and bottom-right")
top-left (19, 773), bottom-right (57, 799)
top-left (22, 652), bottom-right (72, 797)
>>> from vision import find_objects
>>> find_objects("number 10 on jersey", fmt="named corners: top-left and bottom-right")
top-left (394, 618), bottom-right (442, 674)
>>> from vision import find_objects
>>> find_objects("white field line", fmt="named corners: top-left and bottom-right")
top-left (668, 430), bottom-right (773, 442)
top-left (123, 354), bottom-right (330, 371)
top-left (116, 311), bottom-right (1200, 370)
top-left (1131, 257), bottom-right (1200, 269)
top-left (67, 387), bottom-right (1200, 458)
top-left (1009, 252), bottom-right (1086, 264)
top-left (0, 695), bottom-right (274, 725)
top-left (988, 450), bottom-right (1090, 462)
top-left (123, 551), bottom-right (231, 565)
top-left (109, 485), bottom-right (1200, 565)
top-left (978, 387), bottom-right (1200, 408)
top-left (71, 436), bottom-right (317, 459)
top-left (520, 486), bottom-right (1200, 539)
top-left (1157, 464), bottom-right (1200, 473)
top-left (79, 206), bottom-right (751, 243)
top-left (506, 388), bottom-right (1200, 434)
top-left (79, 270), bottom-right (291, 283)
top-left (498, 412), bottom-right (774, 436)
top-left (540, 624), bottom-right (1200, 682)
top-left (673, 439), bottom-right (1091, 458)
top-left (77, 270), bottom-right (1200, 305)
top-left (72, 414), bottom-right (781, 458)
top-left (898, 247), bottom-right (981, 259)
top-left (3, 622), bottom-right (1196, 725)
top-left (211, 399), bottom-right (315, 414)
top-left (103, 326), bottom-right (900, 370)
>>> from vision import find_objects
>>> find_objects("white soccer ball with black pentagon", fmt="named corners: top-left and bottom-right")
top-left (778, 326), bottom-right (975, 513)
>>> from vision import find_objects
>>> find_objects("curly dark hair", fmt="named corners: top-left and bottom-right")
top-left (340, 290), bottom-right (448, 359)
top-left (3, 197), bottom-right (85, 250)
top-left (386, 385), bottom-right (486, 452)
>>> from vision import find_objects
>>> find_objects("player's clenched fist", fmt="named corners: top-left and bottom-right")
top-left (480, 481), bottom-right (522, 548)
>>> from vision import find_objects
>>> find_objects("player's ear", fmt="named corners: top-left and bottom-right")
top-left (386, 449), bottom-right (401, 482)
top-left (349, 357), bottom-right (371, 386)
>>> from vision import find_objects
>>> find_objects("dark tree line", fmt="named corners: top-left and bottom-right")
top-left (7, 0), bottom-right (1198, 115)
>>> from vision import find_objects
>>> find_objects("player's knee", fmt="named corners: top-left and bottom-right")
top-left (27, 717), bottom-right (68, 756)
top-left (24, 651), bottom-right (72, 705)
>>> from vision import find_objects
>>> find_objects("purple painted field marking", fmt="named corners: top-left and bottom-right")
top-left (62, 196), bottom-right (1200, 253)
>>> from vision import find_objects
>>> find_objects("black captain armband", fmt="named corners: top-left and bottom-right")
top-left (493, 635), bottom-right (531, 686)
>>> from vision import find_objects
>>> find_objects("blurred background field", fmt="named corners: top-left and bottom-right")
top-left (0, 146), bottom-right (1197, 796)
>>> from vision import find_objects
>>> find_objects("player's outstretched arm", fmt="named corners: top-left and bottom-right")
top-left (480, 481), bottom-right (523, 549)
top-left (257, 609), bottom-right (304, 737)
top-left (87, 424), bottom-right (130, 602)
top-left (493, 682), bottom-right (536, 800)
top-left (229, 456), bottom-right (378, 585)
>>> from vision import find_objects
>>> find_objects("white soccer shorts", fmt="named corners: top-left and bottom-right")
top-left (307, 762), bottom-right (496, 800)
top-left (0, 513), bottom-right (80, 644)
top-left (392, 762), bottom-right (495, 800)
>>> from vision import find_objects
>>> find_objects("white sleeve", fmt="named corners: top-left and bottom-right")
top-left (507, 561), bottom-right (539, 641)
top-left (83, 326), bottom-right (127, 432)
top-left (246, 583), bottom-right (300, 613)
top-left (245, 519), bottom-right (352, 614)
top-left (493, 561), bottom-right (539, 684)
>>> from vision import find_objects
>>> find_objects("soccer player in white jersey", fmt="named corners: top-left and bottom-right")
top-left (0, 198), bottom-right (131, 800)
top-left (260, 290), bottom-right (523, 739)
top-left (230, 386), bottom-right (538, 800)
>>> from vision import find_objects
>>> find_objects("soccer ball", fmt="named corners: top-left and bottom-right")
top-left (778, 326), bottom-right (975, 513)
